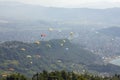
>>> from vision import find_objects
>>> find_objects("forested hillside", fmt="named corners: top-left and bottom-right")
top-left (0, 39), bottom-right (120, 77)
top-left (1, 70), bottom-right (120, 80)
top-left (0, 39), bottom-right (101, 76)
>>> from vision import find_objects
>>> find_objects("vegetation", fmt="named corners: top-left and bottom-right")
top-left (0, 39), bottom-right (102, 76)
top-left (0, 39), bottom-right (120, 76)
top-left (1, 70), bottom-right (120, 80)
top-left (1, 2), bottom-right (120, 80)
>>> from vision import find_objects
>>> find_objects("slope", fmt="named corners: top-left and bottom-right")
top-left (0, 39), bottom-right (102, 76)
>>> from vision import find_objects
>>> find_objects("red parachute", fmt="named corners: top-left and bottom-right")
top-left (41, 34), bottom-right (46, 37)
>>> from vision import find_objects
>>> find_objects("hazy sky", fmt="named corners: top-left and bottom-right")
top-left (1, 0), bottom-right (120, 8)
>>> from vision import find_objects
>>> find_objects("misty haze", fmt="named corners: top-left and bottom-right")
top-left (0, 0), bottom-right (120, 80)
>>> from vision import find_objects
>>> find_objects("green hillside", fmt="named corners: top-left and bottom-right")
top-left (0, 39), bottom-right (120, 77)
top-left (0, 39), bottom-right (102, 76)
top-left (2, 70), bottom-right (120, 80)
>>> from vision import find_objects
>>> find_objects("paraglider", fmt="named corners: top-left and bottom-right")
top-left (70, 32), bottom-right (74, 36)
top-left (60, 43), bottom-right (64, 46)
top-left (62, 40), bottom-right (66, 43)
top-left (21, 48), bottom-right (26, 51)
top-left (34, 41), bottom-right (40, 45)
top-left (46, 44), bottom-right (51, 48)
top-left (68, 32), bottom-right (74, 40)
top-left (35, 55), bottom-right (41, 58)
top-left (30, 61), bottom-right (33, 64)
top-left (40, 34), bottom-right (46, 40)
top-left (60, 39), bottom-right (66, 46)
top-left (41, 34), bottom-right (46, 37)
top-left (65, 48), bottom-right (69, 51)
top-left (2, 74), bottom-right (7, 77)
top-left (48, 28), bottom-right (54, 31)
top-left (8, 68), bottom-right (14, 71)
top-left (57, 60), bottom-right (62, 63)
top-left (26, 55), bottom-right (32, 58)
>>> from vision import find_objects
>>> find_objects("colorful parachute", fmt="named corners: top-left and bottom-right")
top-left (40, 34), bottom-right (46, 40)
top-left (41, 34), bottom-right (46, 37)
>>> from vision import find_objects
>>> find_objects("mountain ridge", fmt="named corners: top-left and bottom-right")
top-left (0, 1), bottom-right (120, 25)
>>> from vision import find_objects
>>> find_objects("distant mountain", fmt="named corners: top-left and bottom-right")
top-left (0, 1), bottom-right (120, 24)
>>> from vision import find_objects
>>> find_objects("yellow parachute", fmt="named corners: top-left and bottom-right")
top-left (34, 41), bottom-right (40, 45)
top-left (21, 48), bottom-right (26, 51)
top-left (48, 28), bottom-right (54, 31)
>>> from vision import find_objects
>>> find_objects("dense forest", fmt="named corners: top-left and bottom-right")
top-left (1, 70), bottom-right (120, 80)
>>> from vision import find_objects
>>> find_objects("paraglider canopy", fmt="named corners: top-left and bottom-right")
top-left (27, 55), bottom-right (32, 58)
top-left (41, 34), bottom-right (46, 37)
top-left (62, 40), bottom-right (66, 43)
top-left (21, 48), bottom-right (26, 51)
top-left (46, 44), bottom-right (51, 48)
top-left (34, 41), bottom-right (40, 45)
top-left (60, 43), bottom-right (64, 46)
top-left (30, 61), bottom-right (33, 64)
top-left (48, 28), bottom-right (54, 31)
top-left (65, 48), bottom-right (69, 51)
top-left (70, 32), bottom-right (74, 36)
top-left (8, 68), bottom-right (14, 71)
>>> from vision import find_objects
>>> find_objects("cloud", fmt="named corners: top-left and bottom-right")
top-left (1, 0), bottom-right (120, 8)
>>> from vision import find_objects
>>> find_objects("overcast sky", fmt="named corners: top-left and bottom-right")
top-left (1, 0), bottom-right (120, 8)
